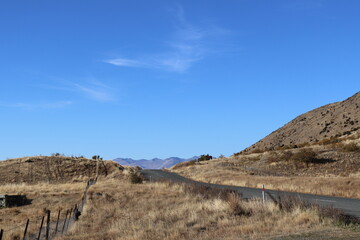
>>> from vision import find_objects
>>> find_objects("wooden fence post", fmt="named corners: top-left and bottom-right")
top-left (45, 210), bottom-right (51, 240)
top-left (0, 229), bottom-right (3, 240)
top-left (37, 216), bottom-right (45, 240)
top-left (22, 219), bottom-right (29, 240)
top-left (62, 210), bottom-right (69, 234)
top-left (54, 209), bottom-right (61, 235)
top-left (66, 208), bottom-right (73, 231)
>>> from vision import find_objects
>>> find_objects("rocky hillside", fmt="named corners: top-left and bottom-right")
top-left (242, 91), bottom-right (360, 153)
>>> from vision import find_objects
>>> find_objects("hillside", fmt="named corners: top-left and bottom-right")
top-left (171, 91), bottom-right (360, 199)
top-left (241, 91), bottom-right (360, 154)
top-left (114, 156), bottom-right (198, 169)
top-left (0, 156), bottom-right (125, 184)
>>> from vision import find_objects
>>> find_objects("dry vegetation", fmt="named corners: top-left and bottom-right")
top-left (1, 155), bottom-right (360, 240)
top-left (59, 178), bottom-right (360, 240)
top-left (172, 138), bottom-right (360, 199)
top-left (0, 182), bottom-right (86, 240)
top-left (0, 155), bottom-right (122, 184)
top-left (0, 156), bottom-right (134, 240)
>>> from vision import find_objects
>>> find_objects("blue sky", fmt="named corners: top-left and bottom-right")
top-left (1, 0), bottom-right (359, 160)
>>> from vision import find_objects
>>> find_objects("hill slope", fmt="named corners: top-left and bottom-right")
top-left (242, 91), bottom-right (360, 153)
top-left (0, 156), bottom-right (125, 184)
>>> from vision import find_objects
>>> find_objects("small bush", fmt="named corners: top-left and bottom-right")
top-left (129, 172), bottom-right (143, 184)
top-left (197, 154), bottom-right (213, 162)
top-left (227, 192), bottom-right (251, 216)
top-left (341, 143), bottom-right (360, 152)
top-left (318, 206), bottom-right (360, 225)
top-left (251, 149), bottom-right (264, 154)
top-left (290, 149), bottom-right (317, 167)
top-left (267, 193), bottom-right (311, 212)
top-left (318, 137), bottom-right (340, 146)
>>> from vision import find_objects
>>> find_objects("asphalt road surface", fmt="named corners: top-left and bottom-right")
top-left (141, 169), bottom-right (360, 218)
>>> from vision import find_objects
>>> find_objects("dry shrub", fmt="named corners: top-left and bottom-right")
top-left (129, 171), bottom-right (143, 184)
top-left (267, 193), bottom-right (311, 212)
top-left (227, 192), bottom-right (251, 216)
top-left (318, 137), bottom-right (341, 145)
top-left (172, 160), bottom-right (196, 170)
top-left (179, 182), bottom-right (251, 217)
top-left (267, 192), bottom-right (360, 226)
top-left (341, 143), bottom-right (360, 152)
top-left (291, 148), bottom-right (317, 166)
top-left (279, 150), bottom-right (293, 161)
top-left (181, 183), bottom-right (241, 201)
top-left (318, 206), bottom-right (360, 226)
top-left (251, 148), bottom-right (264, 154)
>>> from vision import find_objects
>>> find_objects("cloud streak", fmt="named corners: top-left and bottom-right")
top-left (105, 5), bottom-right (230, 73)
top-left (0, 101), bottom-right (73, 110)
top-left (71, 80), bottom-right (116, 102)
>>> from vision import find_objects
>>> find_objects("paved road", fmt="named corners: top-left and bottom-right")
top-left (141, 169), bottom-right (360, 218)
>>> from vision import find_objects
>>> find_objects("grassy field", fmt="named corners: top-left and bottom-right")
top-left (173, 163), bottom-right (360, 199)
top-left (0, 181), bottom-right (87, 240)
top-left (1, 155), bottom-right (360, 240)
top-left (0, 156), bottom-right (131, 240)
top-left (59, 178), bottom-right (360, 240)
top-left (172, 140), bottom-right (360, 199)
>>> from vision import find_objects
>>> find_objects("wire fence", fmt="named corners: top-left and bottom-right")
top-left (0, 178), bottom-right (96, 240)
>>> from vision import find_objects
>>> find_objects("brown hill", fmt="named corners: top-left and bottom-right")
top-left (241, 91), bottom-right (360, 154)
top-left (0, 156), bottom-right (126, 184)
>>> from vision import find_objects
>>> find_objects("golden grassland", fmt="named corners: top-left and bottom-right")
top-left (172, 140), bottom-right (360, 199)
top-left (58, 178), bottom-right (360, 240)
top-left (173, 163), bottom-right (360, 199)
top-left (0, 156), bottom-right (118, 184)
top-left (0, 181), bottom-right (87, 240)
top-left (0, 157), bottom-right (131, 240)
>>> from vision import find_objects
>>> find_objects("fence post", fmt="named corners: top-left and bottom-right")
top-left (22, 219), bottom-right (29, 240)
top-left (62, 210), bottom-right (69, 234)
top-left (262, 184), bottom-right (265, 203)
top-left (0, 229), bottom-right (3, 240)
top-left (45, 210), bottom-right (51, 240)
top-left (54, 209), bottom-right (61, 236)
top-left (37, 216), bottom-right (45, 240)
top-left (66, 208), bottom-right (73, 231)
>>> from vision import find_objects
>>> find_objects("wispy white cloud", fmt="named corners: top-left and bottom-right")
top-left (71, 80), bottom-right (116, 102)
top-left (104, 58), bottom-right (143, 67)
top-left (0, 101), bottom-right (73, 110)
top-left (105, 5), bottom-right (231, 73)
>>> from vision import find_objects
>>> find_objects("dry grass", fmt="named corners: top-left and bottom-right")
top-left (175, 166), bottom-right (360, 199)
top-left (172, 143), bottom-right (360, 199)
top-left (0, 182), bottom-right (87, 240)
top-left (58, 178), bottom-right (359, 240)
top-left (174, 165), bottom-right (360, 198)
top-left (0, 156), bottom-right (123, 184)
top-left (0, 156), bottom-right (134, 240)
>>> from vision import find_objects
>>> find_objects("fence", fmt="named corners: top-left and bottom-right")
top-left (0, 178), bottom-right (96, 240)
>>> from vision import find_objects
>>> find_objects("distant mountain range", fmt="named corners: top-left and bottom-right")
top-left (113, 156), bottom-right (199, 169)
